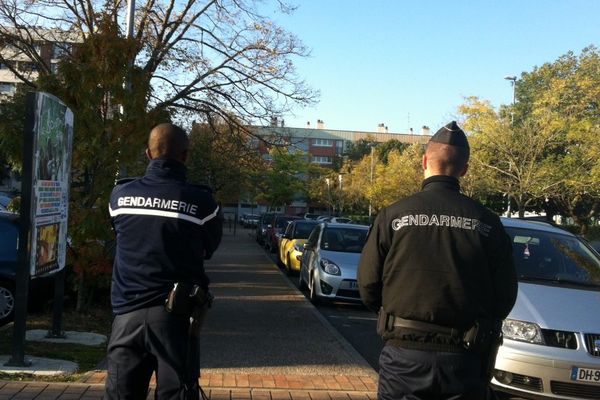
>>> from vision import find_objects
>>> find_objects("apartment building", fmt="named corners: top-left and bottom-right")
top-left (0, 29), bottom-right (76, 96)
top-left (223, 120), bottom-right (432, 217)
top-left (252, 118), bottom-right (431, 168)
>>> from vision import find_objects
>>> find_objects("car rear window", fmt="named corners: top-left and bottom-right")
top-left (294, 223), bottom-right (317, 239)
top-left (321, 227), bottom-right (368, 253)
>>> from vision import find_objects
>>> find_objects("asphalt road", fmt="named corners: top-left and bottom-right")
top-left (260, 237), bottom-right (384, 371)
top-left (256, 229), bottom-right (526, 400)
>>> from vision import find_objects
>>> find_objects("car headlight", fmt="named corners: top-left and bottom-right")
top-left (502, 319), bottom-right (544, 344)
top-left (293, 244), bottom-right (304, 252)
top-left (320, 259), bottom-right (341, 275)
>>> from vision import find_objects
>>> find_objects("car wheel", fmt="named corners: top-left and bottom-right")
top-left (0, 281), bottom-right (15, 325)
top-left (309, 273), bottom-right (320, 305)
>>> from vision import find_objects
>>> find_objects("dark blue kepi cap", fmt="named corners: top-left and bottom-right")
top-left (429, 121), bottom-right (469, 149)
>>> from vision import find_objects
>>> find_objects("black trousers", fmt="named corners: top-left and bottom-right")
top-left (104, 305), bottom-right (199, 400)
top-left (378, 345), bottom-right (486, 400)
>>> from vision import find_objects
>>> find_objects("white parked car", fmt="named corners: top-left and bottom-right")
top-left (298, 222), bottom-right (368, 303)
top-left (492, 218), bottom-right (600, 400)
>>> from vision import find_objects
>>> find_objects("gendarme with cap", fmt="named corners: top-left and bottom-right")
top-left (429, 121), bottom-right (469, 149)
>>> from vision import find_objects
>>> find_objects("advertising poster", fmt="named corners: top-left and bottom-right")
top-left (29, 92), bottom-right (74, 277)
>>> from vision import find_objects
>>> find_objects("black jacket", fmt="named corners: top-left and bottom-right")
top-left (358, 175), bottom-right (517, 349)
top-left (108, 158), bottom-right (222, 315)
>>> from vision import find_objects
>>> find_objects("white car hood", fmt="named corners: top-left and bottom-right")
top-left (509, 282), bottom-right (600, 332)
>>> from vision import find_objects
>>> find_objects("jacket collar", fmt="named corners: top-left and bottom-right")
top-left (145, 158), bottom-right (187, 181)
top-left (421, 175), bottom-right (461, 192)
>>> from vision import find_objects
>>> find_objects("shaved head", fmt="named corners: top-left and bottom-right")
top-left (146, 123), bottom-right (189, 162)
top-left (424, 141), bottom-right (470, 178)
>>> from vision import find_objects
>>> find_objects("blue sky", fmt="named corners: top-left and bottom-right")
top-left (269, 0), bottom-right (600, 133)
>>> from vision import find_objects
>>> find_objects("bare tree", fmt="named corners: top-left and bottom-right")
top-left (0, 0), bottom-right (317, 126)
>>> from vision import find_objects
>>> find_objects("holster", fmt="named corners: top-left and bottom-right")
top-left (463, 319), bottom-right (502, 354)
top-left (165, 282), bottom-right (213, 317)
top-left (377, 306), bottom-right (394, 335)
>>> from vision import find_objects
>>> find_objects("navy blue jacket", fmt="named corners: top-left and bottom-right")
top-left (108, 158), bottom-right (222, 315)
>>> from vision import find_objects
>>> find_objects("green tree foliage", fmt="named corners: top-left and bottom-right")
top-left (343, 137), bottom-right (378, 161)
top-left (0, 88), bottom-right (27, 170)
top-left (40, 17), bottom-right (158, 311)
top-left (460, 97), bottom-right (561, 218)
top-left (187, 120), bottom-right (266, 204)
top-left (460, 47), bottom-right (600, 232)
top-left (516, 46), bottom-right (600, 232)
top-left (345, 144), bottom-right (424, 214)
top-left (0, 0), bottom-right (316, 309)
top-left (259, 147), bottom-right (308, 210)
top-left (377, 139), bottom-right (409, 164)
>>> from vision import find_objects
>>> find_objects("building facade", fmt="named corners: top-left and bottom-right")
top-left (225, 120), bottom-right (432, 217)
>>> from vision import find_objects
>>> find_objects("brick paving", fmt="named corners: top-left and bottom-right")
top-left (0, 371), bottom-right (378, 399)
top-left (0, 231), bottom-right (379, 399)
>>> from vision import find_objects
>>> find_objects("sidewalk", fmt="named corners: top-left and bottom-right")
top-left (0, 228), bottom-right (378, 399)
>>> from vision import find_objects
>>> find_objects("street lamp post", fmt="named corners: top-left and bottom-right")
top-left (504, 75), bottom-right (516, 123)
top-left (504, 75), bottom-right (517, 218)
top-left (368, 145), bottom-right (374, 220)
top-left (325, 178), bottom-right (331, 216)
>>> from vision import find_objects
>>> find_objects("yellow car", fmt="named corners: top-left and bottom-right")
top-left (278, 220), bottom-right (319, 275)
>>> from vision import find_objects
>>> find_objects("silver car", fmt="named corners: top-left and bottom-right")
top-left (298, 223), bottom-right (368, 303)
top-left (493, 218), bottom-right (600, 399)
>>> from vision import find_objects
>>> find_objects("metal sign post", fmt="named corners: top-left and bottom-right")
top-left (6, 93), bottom-right (36, 367)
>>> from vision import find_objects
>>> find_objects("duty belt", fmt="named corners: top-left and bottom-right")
top-left (391, 316), bottom-right (464, 338)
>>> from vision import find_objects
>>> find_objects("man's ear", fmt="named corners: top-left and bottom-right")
top-left (422, 154), bottom-right (428, 171)
top-left (459, 163), bottom-right (469, 177)
top-left (145, 148), bottom-right (153, 160)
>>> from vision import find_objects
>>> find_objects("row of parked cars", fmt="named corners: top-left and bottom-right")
top-left (258, 214), bottom-right (600, 400)
top-left (254, 212), bottom-right (367, 303)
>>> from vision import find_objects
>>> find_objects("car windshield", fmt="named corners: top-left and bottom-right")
top-left (320, 227), bottom-right (368, 253)
top-left (505, 227), bottom-right (600, 287)
top-left (294, 223), bottom-right (317, 239)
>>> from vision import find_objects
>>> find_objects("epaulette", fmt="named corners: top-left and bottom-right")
top-left (115, 177), bottom-right (139, 185)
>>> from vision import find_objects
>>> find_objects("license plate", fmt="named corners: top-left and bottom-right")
top-left (571, 366), bottom-right (600, 383)
top-left (347, 280), bottom-right (358, 289)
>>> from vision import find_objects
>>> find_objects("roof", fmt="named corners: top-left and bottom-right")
top-left (322, 222), bottom-right (369, 229)
top-left (250, 126), bottom-right (431, 145)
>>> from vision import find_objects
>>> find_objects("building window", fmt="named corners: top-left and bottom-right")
top-left (313, 138), bottom-right (333, 147)
top-left (52, 42), bottom-right (72, 59)
top-left (18, 62), bottom-right (38, 72)
top-left (0, 83), bottom-right (16, 94)
top-left (312, 156), bottom-right (332, 164)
